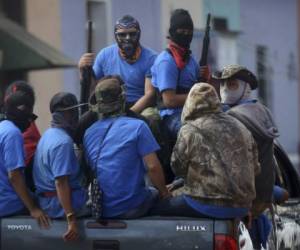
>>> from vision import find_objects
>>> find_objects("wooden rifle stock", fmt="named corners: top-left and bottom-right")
top-left (80, 20), bottom-right (93, 115)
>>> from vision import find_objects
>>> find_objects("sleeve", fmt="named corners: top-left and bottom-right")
top-left (137, 122), bottom-right (160, 157)
top-left (50, 142), bottom-right (78, 178)
top-left (155, 60), bottom-right (179, 92)
top-left (93, 49), bottom-right (105, 80)
top-left (145, 53), bottom-right (157, 78)
top-left (171, 126), bottom-right (190, 177)
top-left (3, 131), bottom-right (25, 171)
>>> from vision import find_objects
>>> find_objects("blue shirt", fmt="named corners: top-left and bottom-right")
top-left (33, 127), bottom-right (87, 218)
top-left (184, 195), bottom-right (248, 219)
top-left (93, 44), bottom-right (157, 103)
top-left (84, 116), bottom-right (160, 218)
top-left (0, 120), bottom-right (26, 217)
top-left (151, 50), bottom-right (199, 117)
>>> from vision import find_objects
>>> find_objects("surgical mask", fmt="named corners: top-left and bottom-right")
top-left (220, 80), bottom-right (251, 105)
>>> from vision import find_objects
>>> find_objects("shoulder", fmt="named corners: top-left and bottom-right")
top-left (0, 120), bottom-right (22, 139)
top-left (141, 46), bottom-right (157, 57)
top-left (42, 128), bottom-right (73, 147)
top-left (98, 44), bottom-right (118, 57)
top-left (153, 51), bottom-right (176, 68)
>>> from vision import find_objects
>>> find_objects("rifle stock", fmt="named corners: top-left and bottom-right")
top-left (80, 20), bottom-right (93, 115)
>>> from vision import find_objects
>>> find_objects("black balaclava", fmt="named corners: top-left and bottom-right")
top-left (114, 15), bottom-right (141, 58)
top-left (3, 81), bottom-right (36, 132)
top-left (50, 92), bottom-right (79, 138)
top-left (169, 9), bottom-right (194, 48)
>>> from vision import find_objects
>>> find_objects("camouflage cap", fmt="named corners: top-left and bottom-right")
top-left (215, 65), bottom-right (258, 90)
top-left (92, 77), bottom-right (125, 114)
top-left (182, 82), bottom-right (221, 122)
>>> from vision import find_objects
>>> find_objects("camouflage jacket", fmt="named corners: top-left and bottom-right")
top-left (171, 83), bottom-right (260, 208)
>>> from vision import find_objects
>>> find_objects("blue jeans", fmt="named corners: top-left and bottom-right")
top-left (116, 187), bottom-right (159, 219)
top-left (163, 113), bottom-right (181, 141)
top-left (150, 195), bottom-right (207, 218)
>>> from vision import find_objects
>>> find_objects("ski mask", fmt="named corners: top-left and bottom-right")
top-left (220, 79), bottom-right (251, 105)
top-left (169, 9), bottom-right (194, 49)
top-left (114, 15), bottom-right (141, 59)
top-left (4, 82), bottom-right (37, 132)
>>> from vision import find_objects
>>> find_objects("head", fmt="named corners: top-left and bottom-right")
top-left (181, 82), bottom-right (221, 122)
top-left (114, 15), bottom-right (141, 58)
top-left (50, 92), bottom-right (79, 126)
top-left (4, 81), bottom-right (37, 132)
top-left (217, 65), bottom-right (258, 105)
top-left (169, 9), bottom-right (194, 49)
top-left (91, 75), bottom-right (126, 117)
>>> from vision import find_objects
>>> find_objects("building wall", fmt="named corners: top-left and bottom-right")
top-left (239, 0), bottom-right (299, 154)
top-left (60, 0), bottom-right (86, 98)
top-left (25, 0), bottom-right (64, 133)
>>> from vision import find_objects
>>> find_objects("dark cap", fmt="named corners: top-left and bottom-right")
top-left (50, 92), bottom-right (78, 113)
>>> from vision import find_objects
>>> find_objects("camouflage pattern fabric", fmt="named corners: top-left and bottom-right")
top-left (214, 64), bottom-right (258, 90)
top-left (90, 78), bottom-right (126, 115)
top-left (172, 82), bottom-right (260, 208)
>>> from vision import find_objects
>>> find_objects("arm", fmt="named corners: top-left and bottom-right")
top-left (143, 153), bottom-right (170, 198)
top-left (171, 126), bottom-right (190, 177)
top-left (9, 169), bottom-right (50, 228)
top-left (55, 176), bottom-right (79, 242)
top-left (130, 78), bottom-right (156, 113)
top-left (161, 89), bottom-right (188, 108)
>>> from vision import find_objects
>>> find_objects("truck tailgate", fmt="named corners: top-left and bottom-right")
top-left (0, 216), bottom-right (236, 250)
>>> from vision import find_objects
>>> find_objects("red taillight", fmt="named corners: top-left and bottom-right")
top-left (214, 234), bottom-right (238, 250)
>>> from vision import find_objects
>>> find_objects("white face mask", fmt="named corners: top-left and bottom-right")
top-left (220, 80), bottom-right (250, 105)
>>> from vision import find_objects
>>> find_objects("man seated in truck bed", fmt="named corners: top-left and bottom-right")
top-left (84, 76), bottom-right (170, 219)
top-left (150, 83), bottom-right (260, 220)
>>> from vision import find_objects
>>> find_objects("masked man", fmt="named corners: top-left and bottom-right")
top-left (0, 82), bottom-right (50, 228)
top-left (151, 9), bottom-right (199, 140)
top-left (79, 15), bottom-right (157, 114)
top-left (217, 65), bottom-right (279, 216)
top-left (84, 76), bottom-right (170, 219)
top-left (33, 92), bottom-right (89, 242)
top-left (151, 83), bottom-right (259, 218)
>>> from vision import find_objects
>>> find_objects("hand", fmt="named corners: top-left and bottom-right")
top-left (30, 207), bottom-right (51, 229)
top-left (199, 65), bottom-right (211, 82)
top-left (78, 53), bottom-right (95, 70)
top-left (160, 189), bottom-right (172, 199)
top-left (63, 221), bottom-right (79, 242)
top-left (166, 183), bottom-right (175, 192)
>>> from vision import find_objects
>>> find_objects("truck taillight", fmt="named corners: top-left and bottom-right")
top-left (214, 234), bottom-right (238, 250)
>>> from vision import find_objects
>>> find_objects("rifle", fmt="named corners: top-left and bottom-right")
top-left (80, 20), bottom-right (93, 115)
top-left (199, 13), bottom-right (211, 67)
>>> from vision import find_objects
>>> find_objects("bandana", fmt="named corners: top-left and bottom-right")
top-left (119, 45), bottom-right (142, 64)
top-left (168, 40), bottom-right (191, 69)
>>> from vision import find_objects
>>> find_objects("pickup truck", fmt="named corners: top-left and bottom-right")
top-left (1, 141), bottom-right (299, 250)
